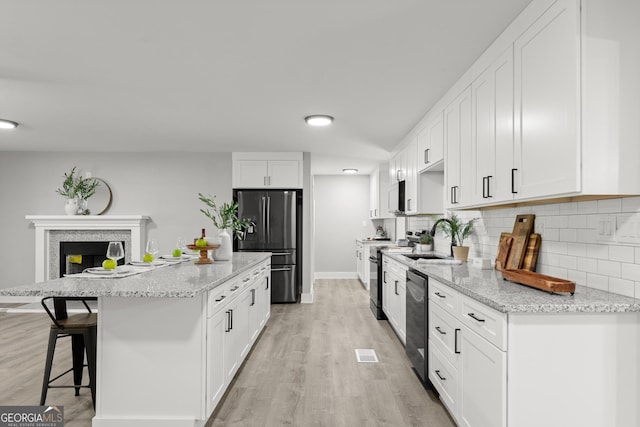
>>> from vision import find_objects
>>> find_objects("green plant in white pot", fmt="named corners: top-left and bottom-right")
top-left (198, 193), bottom-right (253, 261)
top-left (56, 167), bottom-right (99, 215)
top-left (437, 213), bottom-right (477, 262)
top-left (416, 233), bottom-right (433, 252)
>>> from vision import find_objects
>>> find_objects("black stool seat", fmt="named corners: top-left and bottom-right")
top-left (40, 297), bottom-right (97, 409)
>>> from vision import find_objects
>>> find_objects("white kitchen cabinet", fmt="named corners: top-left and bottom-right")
top-left (206, 259), bottom-right (271, 417)
top-left (382, 255), bottom-right (407, 344)
top-left (417, 110), bottom-right (445, 173)
top-left (356, 241), bottom-right (365, 284)
top-left (429, 279), bottom-right (506, 426)
top-left (471, 46), bottom-right (515, 205)
top-left (405, 138), bottom-right (418, 215)
top-left (232, 152), bottom-right (303, 188)
top-left (370, 164), bottom-right (391, 219)
top-left (513, 0), bottom-right (580, 200)
top-left (444, 86), bottom-right (472, 208)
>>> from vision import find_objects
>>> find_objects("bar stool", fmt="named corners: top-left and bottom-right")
top-left (40, 297), bottom-right (97, 409)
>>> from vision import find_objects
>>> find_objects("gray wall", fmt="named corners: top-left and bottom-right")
top-left (0, 151), bottom-right (232, 288)
top-left (313, 175), bottom-right (375, 276)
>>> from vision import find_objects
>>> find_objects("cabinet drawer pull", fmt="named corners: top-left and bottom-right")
top-left (231, 286), bottom-right (240, 291)
top-left (435, 370), bottom-right (446, 381)
top-left (435, 326), bottom-right (446, 335)
top-left (215, 295), bottom-right (226, 302)
top-left (454, 328), bottom-right (461, 354)
top-left (434, 292), bottom-right (446, 299)
top-left (394, 280), bottom-right (399, 295)
top-left (468, 312), bottom-right (485, 323)
top-left (424, 148), bottom-right (430, 164)
top-left (243, 278), bottom-right (250, 283)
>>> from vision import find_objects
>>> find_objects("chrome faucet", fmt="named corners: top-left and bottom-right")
top-left (430, 218), bottom-right (456, 257)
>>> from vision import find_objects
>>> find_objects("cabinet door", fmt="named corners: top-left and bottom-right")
top-left (472, 46), bottom-right (515, 205)
top-left (418, 111), bottom-right (445, 172)
top-left (405, 138), bottom-right (418, 214)
top-left (397, 280), bottom-right (407, 345)
top-left (236, 290), bottom-right (252, 360)
top-left (267, 160), bottom-right (301, 188)
top-left (445, 86), bottom-right (472, 208)
top-left (206, 309), bottom-right (227, 414)
top-left (233, 160), bottom-right (268, 188)
top-left (459, 327), bottom-right (506, 427)
top-left (259, 270), bottom-right (271, 328)
top-left (223, 306), bottom-right (238, 384)
top-left (370, 168), bottom-right (379, 218)
top-left (382, 260), bottom-right (390, 314)
top-left (248, 284), bottom-right (260, 344)
top-left (514, 0), bottom-right (580, 199)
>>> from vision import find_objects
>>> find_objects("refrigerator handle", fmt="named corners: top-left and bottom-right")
top-left (266, 196), bottom-right (271, 244)
top-left (261, 196), bottom-right (267, 243)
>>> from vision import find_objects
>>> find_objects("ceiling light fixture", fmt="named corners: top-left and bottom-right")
top-left (342, 168), bottom-right (358, 174)
top-left (305, 115), bottom-right (334, 126)
top-left (0, 119), bottom-right (18, 130)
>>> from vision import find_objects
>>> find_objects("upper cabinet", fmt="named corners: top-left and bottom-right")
top-left (232, 153), bottom-right (303, 189)
top-left (370, 164), bottom-right (392, 219)
top-left (512, 0), bottom-right (580, 200)
top-left (445, 86), bottom-right (472, 209)
top-left (417, 110), bottom-right (445, 173)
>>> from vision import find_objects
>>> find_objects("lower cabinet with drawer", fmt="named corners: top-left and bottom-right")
top-left (429, 278), bottom-right (507, 427)
top-left (428, 277), bottom-right (640, 427)
top-left (206, 259), bottom-right (271, 415)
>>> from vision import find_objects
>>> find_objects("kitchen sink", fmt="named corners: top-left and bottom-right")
top-left (401, 253), bottom-right (450, 260)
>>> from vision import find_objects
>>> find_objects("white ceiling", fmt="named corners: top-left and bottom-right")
top-left (0, 0), bottom-right (532, 175)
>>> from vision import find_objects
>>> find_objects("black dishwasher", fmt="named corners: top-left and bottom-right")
top-left (406, 269), bottom-right (432, 389)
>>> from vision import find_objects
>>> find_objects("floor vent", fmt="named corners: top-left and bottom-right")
top-left (355, 349), bottom-right (379, 363)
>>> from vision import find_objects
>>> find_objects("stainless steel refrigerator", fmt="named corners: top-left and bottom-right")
top-left (234, 189), bottom-right (301, 303)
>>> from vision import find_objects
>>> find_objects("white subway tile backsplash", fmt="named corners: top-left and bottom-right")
top-left (586, 273), bottom-right (609, 291)
top-left (597, 260), bottom-right (621, 278)
top-left (559, 229), bottom-right (577, 242)
top-left (597, 198), bottom-right (622, 213)
top-left (578, 200), bottom-right (598, 214)
top-left (586, 244), bottom-right (609, 260)
top-left (621, 196), bottom-right (640, 213)
top-left (621, 263), bottom-right (640, 282)
top-left (609, 278), bottom-right (635, 298)
top-left (577, 257), bottom-right (598, 274)
top-left (407, 196), bottom-right (640, 298)
top-left (610, 245), bottom-right (635, 263)
top-left (567, 242), bottom-right (587, 257)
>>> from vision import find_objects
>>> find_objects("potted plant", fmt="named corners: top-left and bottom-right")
top-left (56, 167), bottom-right (100, 215)
top-left (198, 193), bottom-right (253, 260)
top-left (416, 233), bottom-right (433, 253)
top-left (437, 213), bottom-right (477, 262)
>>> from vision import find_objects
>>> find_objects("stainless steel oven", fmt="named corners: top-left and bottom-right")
top-left (369, 245), bottom-right (387, 320)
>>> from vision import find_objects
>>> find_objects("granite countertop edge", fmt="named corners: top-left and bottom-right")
top-left (0, 252), bottom-right (272, 299)
top-left (384, 251), bottom-right (640, 314)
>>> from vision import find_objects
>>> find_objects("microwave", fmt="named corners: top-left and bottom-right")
top-left (388, 180), bottom-right (406, 215)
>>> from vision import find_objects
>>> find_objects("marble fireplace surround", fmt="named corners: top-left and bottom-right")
top-left (25, 215), bottom-right (150, 283)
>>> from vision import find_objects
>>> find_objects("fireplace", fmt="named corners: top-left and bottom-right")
top-left (60, 241), bottom-right (126, 276)
top-left (25, 215), bottom-right (150, 282)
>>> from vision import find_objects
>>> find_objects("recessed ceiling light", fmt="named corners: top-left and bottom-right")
top-left (305, 115), bottom-right (334, 126)
top-left (342, 168), bottom-right (358, 174)
top-left (0, 119), bottom-right (18, 130)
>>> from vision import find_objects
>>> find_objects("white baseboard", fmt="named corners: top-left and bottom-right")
top-left (314, 272), bottom-right (358, 280)
top-left (300, 292), bottom-right (313, 304)
top-left (0, 296), bottom-right (40, 303)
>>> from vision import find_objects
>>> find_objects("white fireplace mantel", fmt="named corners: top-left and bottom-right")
top-left (26, 215), bottom-right (150, 282)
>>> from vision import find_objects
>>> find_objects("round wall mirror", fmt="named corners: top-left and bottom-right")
top-left (91, 178), bottom-right (112, 215)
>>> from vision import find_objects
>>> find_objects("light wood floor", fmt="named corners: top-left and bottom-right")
top-left (0, 280), bottom-right (455, 427)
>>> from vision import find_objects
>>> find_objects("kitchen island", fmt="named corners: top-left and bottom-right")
top-left (385, 251), bottom-right (640, 427)
top-left (1, 252), bottom-right (272, 427)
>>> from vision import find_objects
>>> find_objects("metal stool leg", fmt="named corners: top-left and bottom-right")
top-left (71, 334), bottom-right (85, 396)
top-left (40, 328), bottom-right (58, 405)
top-left (83, 326), bottom-right (97, 409)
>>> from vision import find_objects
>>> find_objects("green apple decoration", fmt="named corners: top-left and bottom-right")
top-left (172, 248), bottom-right (182, 257)
top-left (102, 259), bottom-right (116, 270)
top-left (195, 238), bottom-right (207, 248)
top-left (143, 253), bottom-right (154, 263)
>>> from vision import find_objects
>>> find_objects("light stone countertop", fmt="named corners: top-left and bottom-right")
top-left (385, 251), bottom-right (640, 314)
top-left (0, 252), bottom-right (271, 299)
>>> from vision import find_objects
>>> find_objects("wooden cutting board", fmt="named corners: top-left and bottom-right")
top-left (494, 232), bottom-right (513, 271)
top-left (505, 214), bottom-right (535, 270)
top-left (521, 233), bottom-right (541, 271)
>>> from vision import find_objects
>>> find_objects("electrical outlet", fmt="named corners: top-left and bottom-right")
top-left (617, 215), bottom-right (640, 244)
top-left (596, 215), bottom-right (617, 242)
